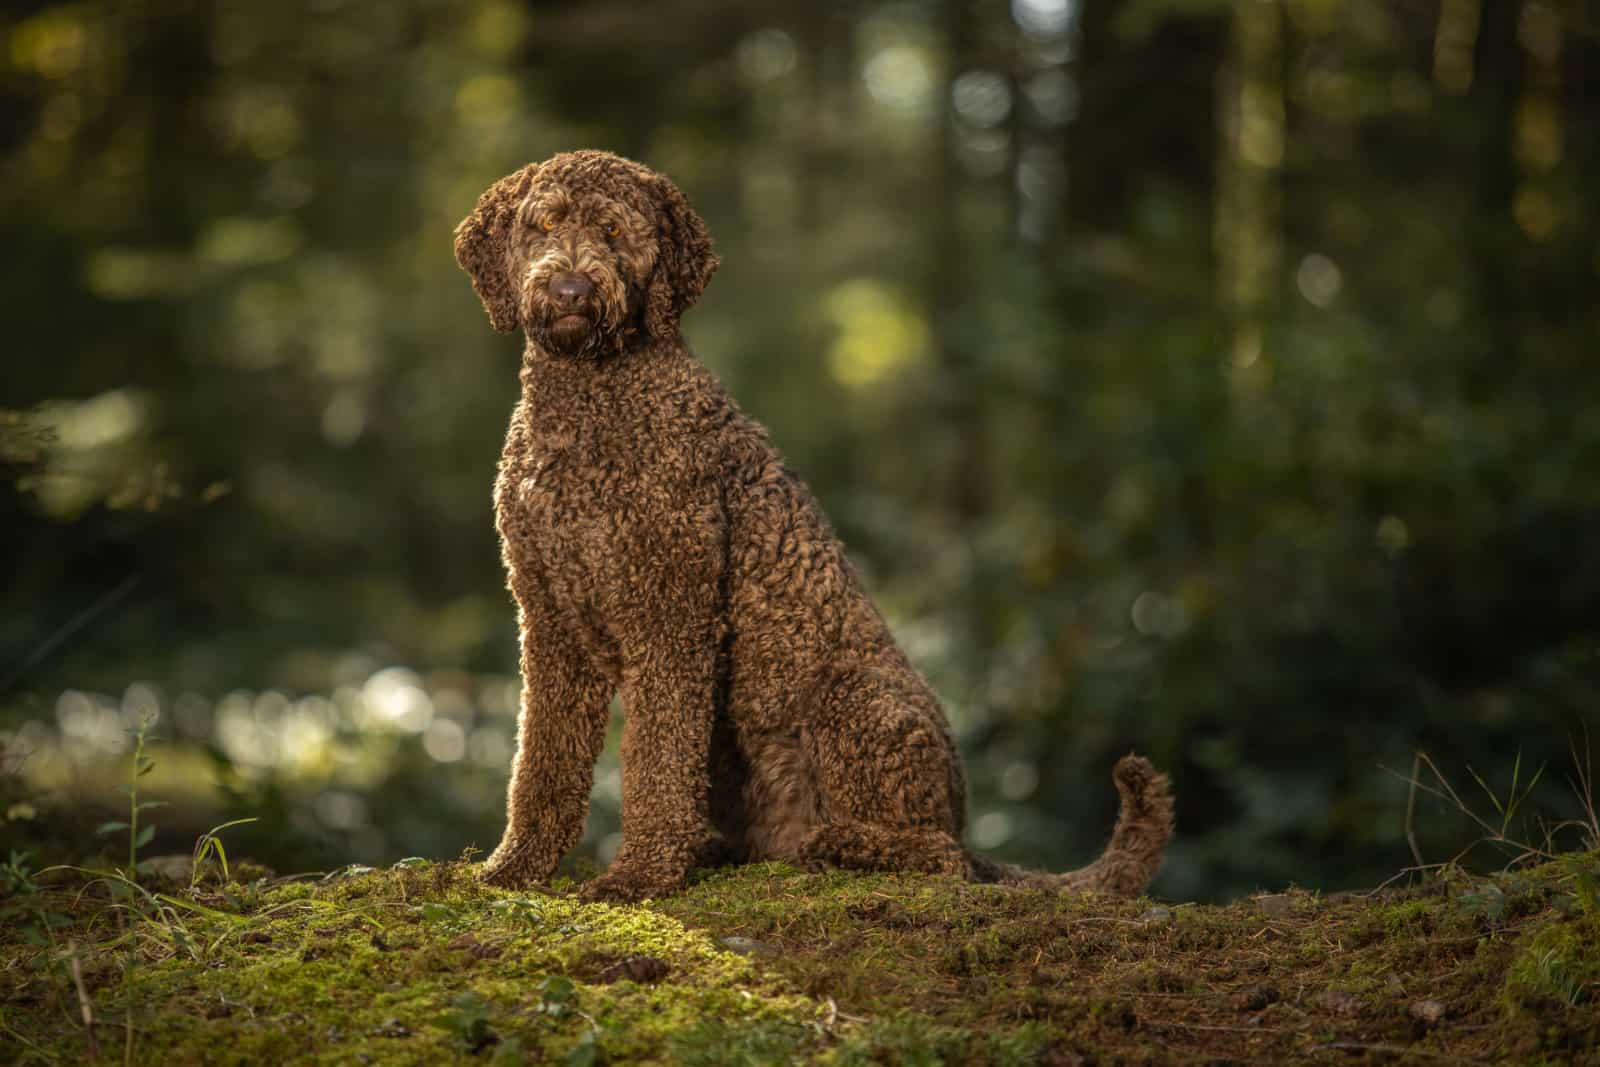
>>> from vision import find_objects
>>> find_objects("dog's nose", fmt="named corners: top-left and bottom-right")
top-left (550, 273), bottom-right (593, 309)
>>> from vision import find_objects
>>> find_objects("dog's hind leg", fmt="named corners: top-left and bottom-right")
top-left (789, 665), bottom-right (972, 877)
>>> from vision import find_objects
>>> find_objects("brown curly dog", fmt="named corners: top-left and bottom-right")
top-left (454, 150), bottom-right (1174, 903)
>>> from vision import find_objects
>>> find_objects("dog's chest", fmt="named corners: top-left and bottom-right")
top-left (501, 423), bottom-right (684, 578)
top-left (505, 430), bottom-right (609, 544)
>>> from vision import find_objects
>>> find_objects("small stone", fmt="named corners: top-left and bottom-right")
top-left (1314, 989), bottom-right (1361, 1015)
top-left (719, 936), bottom-right (777, 957)
top-left (1409, 999), bottom-right (1447, 1024)
top-left (373, 1019), bottom-right (412, 1039)
top-left (1232, 985), bottom-right (1280, 1012)
top-left (596, 955), bottom-right (670, 984)
top-left (1139, 906), bottom-right (1172, 924)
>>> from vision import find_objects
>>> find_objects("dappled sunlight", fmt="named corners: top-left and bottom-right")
top-left (6, 392), bottom-right (196, 519)
top-left (3, 662), bottom-right (536, 865)
top-left (823, 279), bottom-right (929, 388)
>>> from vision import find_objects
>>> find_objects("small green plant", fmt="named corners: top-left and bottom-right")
top-left (118, 712), bottom-right (160, 1064)
top-left (414, 899), bottom-right (477, 934)
top-left (92, 712), bottom-right (166, 880)
top-left (536, 974), bottom-right (578, 1018)
top-left (488, 895), bottom-right (544, 926)
top-left (1563, 727), bottom-right (1600, 851)
top-left (1465, 750), bottom-right (1546, 846)
top-left (26, 714), bottom-right (259, 1062)
top-left (533, 976), bottom-right (606, 1066)
top-left (1458, 878), bottom-right (1507, 924)
top-left (437, 990), bottom-right (499, 1053)
top-left (0, 848), bottom-right (40, 898)
top-left (191, 817), bottom-right (258, 887)
top-left (1527, 947), bottom-right (1587, 1008)
top-left (1506, 922), bottom-right (1599, 1010)
top-left (1391, 735), bottom-right (1600, 879)
top-left (563, 1029), bottom-right (598, 1067)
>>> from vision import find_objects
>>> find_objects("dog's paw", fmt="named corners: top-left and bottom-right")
top-left (479, 843), bottom-right (551, 888)
top-left (577, 865), bottom-right (685, 904)
top-left (479, 863), bottom-right (534, 889)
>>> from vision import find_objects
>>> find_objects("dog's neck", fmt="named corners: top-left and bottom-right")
top-left (517, 335), bottom-right (682, 421)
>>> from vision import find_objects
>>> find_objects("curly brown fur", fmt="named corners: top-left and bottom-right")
top-left (454, 150), bottom-right (1175, 903)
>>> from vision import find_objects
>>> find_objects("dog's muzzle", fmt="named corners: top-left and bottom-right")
top-left (542, 270), bottom-right (598, 352)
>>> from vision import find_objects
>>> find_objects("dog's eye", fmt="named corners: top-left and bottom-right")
top-left (539, 214), bottom-right (557, 232)
top-left (605, 223), bottom-right (622, 238)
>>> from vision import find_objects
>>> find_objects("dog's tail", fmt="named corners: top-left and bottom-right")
top-left (970, 754), bottom-right (1174, 896)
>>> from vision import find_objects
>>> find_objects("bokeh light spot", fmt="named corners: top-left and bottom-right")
top-left (952, 70), bottom-right (1011, 128)
top-left (1296, 253), bottom-right (1342, 308)
top-left (738, 29), bottom-right (797, 82)
top-left (862, 44), bottom-right (933, 113)
top-left (971, 810), bottom-right (1014, 849)
top-left (423, 718), bottom-right (467, 763)
top-left (1012, 0), bottom-right (1077, 38)
top-left (824, 280), bottom-right (930, 388)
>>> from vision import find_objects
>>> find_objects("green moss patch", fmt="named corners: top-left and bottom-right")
top-left (3, 852), bottom-right (1598, 1064)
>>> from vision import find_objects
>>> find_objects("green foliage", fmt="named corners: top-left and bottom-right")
top-left (191, 817), bottom-right (258, 886)
top-left (0, 849), bottom-right (39, 897)
top-left (436, 990), bottom-right (500, 1053)
top-left (1468, 752), bottom-right (1547, 842)
top-left (1505, 917), bottom-right (1600, 1010)
top-left (488, 894), bottom-right (544, 927)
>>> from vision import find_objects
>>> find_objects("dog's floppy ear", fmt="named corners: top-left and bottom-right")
top-left (644, 173), bottom-right (719, 342)
top-left (454, 165), bottom-right (538, 332)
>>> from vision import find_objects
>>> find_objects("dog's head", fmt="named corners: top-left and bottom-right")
top-left (453, 150), bottom-right (718, 358)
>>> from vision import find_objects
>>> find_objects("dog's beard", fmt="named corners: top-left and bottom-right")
top-left (522, 287), bottom-right (606, 358)
top-left (526, 303), bottom-right (641, 360)
top-left (520, 264), bottom-right (639, 359)
top-left (545, 313), bottom-right (595, 354)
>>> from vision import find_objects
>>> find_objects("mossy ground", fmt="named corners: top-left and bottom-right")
top-left (2, 851), bottom-right (1597, 1065)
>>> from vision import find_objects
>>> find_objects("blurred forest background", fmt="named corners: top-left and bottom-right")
top-left (2, 0), bottom-right (1597, 903)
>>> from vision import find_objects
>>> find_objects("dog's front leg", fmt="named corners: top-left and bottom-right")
top-left (482, 589), bottom-right (613, 888)
top-left (578, 512), bottom-right (723, 903)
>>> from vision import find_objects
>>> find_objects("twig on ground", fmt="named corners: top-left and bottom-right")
top-left (67, 942), bottom-right (98, 1060)
top-left (1405, 751), bottom-right (1425, 869)
top-left (1316, 1040), bottom-right (1486, 1063)
top-left (1567, 726), bottom-right (1599, 848)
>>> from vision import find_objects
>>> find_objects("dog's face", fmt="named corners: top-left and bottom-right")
top-left (453, 151), bottom-right (718, 358)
